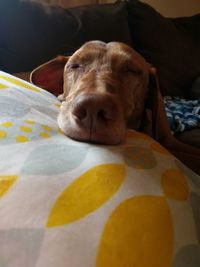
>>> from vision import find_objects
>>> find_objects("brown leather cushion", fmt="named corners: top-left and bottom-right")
top-left (127, 0), bottom-right (200, 97)
top-left (13, 72), bottom-right (31, 82)
top-left (176, 129), bottom-right (200, 148)
top-left (0, 0), bottom-right (132, 73)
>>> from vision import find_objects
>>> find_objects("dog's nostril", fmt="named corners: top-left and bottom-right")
top-left (72, 93), bottom-right (117, 125)
top-left (98, 109), bottom-right (112, 121)
top-left (73, 106), bottom-right (87, 121)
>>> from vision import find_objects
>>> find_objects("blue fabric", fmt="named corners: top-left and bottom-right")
top-left (164, 96), bottom-right (200, 134)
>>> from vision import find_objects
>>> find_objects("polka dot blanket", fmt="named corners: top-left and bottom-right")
top-left (0, 71), bottom-right (200, 267)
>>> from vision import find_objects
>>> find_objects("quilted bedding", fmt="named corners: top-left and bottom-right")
top-left (0, 71), bottom-right (200, 267)
top-left (164, 96), bottom-right (200, 134)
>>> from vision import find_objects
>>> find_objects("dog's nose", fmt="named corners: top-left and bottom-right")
top-left (72, 93), bottom-right (117, 127)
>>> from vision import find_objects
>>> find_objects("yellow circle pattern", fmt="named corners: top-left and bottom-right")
top-left (24, 120), bottom-right (36, 125)
top-left (39, 132), bottom-right (50, 138)
top-left (126, 130), bottom-right (152, 142)
top-left (0, 75), bottom-right (41, 92)
top-left (0, 130), bottom-right (7, 139)
top-left (47, 164), bottom-right (126, 227)
top-left (20, 126), bottom-right (32, 132)
top-left (151, 141), bottom-right (171, 155)
top-left (16, 135), bottom-right (29, 143)
top-left (1, 122), bottom-right (13, 128)
top-left (42, 125), bottom-right (52, 131)
top-left (0, 83), bottom-right (8, 89)
top-left (0, 175), bottom-right (18, 198)
top-left (55, 103), bottom-right (61, 108)
top-left (97, 196), bottom-right (173, 267)
top-left (0, 121), bottom-right (55, 143)
top-left (161, 169), bottom-right (189, 200)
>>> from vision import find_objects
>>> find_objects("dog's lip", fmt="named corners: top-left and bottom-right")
top-left (68, 134), bottom-right (123, 145)
top-left (57, 108), bottom-right (126, 145)
top-left (61, 125), bottom-right (124, 145)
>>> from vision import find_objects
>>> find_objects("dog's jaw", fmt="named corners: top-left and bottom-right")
top-left (57, 101), bottom-right (126, 145)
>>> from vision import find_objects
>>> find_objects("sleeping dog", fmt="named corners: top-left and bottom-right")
top-left (31, 41), bottom-right (157, 145)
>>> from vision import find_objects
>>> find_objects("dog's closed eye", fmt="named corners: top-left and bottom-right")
top-left (120, 67), bottom-right (142, 75)
top-left (67, 63), bottom-right (82, 70)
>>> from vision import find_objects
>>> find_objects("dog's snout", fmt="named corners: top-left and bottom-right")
top-left (72, 93), bottom-right (116, 126)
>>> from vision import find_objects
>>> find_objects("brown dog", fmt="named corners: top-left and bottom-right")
top-left (31, 41), bottom-right (155, 145)
top-left (30, 41), bottom-right (200, 173)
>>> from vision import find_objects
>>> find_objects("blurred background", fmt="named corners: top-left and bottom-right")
top-left (28, 0), bottom-right (200, 17)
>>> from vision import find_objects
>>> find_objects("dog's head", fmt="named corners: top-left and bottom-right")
top-left (31, 41), bottom-right (156, 145)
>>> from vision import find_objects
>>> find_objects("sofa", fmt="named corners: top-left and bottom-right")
top-left (1, 1), bottom-right (200, 266)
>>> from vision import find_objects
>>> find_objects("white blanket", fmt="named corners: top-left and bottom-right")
top-left (0, 71), bottom-right (200, 267)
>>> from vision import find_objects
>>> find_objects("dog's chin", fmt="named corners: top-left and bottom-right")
top-left (67, 131), bottom-right (125, 145)
top-left (57, 115), bottom-right (126, 145)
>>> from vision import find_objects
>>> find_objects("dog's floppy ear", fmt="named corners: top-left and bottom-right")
top-left (30, 56), bottom-right (69, 96)
top-left (141, 66), bottom-right (171, 139)
top-left (139, 67), bottom-right (159, 137)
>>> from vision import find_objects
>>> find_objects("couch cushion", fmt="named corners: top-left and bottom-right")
top-left (177, 129), bottom-right (200, 148)
top-left (127, 0), bottom-right (200, 97)
top-left (0, 0), bottom-right (132, 73)
top-left (13, 72), bottom-right (31, 82)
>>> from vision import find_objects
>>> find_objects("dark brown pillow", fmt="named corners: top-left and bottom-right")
top-left (0, 0), bottom-right (132, 73)
top-left (127, 0), bottom-right (200, 97)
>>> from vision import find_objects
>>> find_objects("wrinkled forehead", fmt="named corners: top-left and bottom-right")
top-left (69, 41), bottom-right (148, 69)
top-left (71, 41), bottom-right (107, 63)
